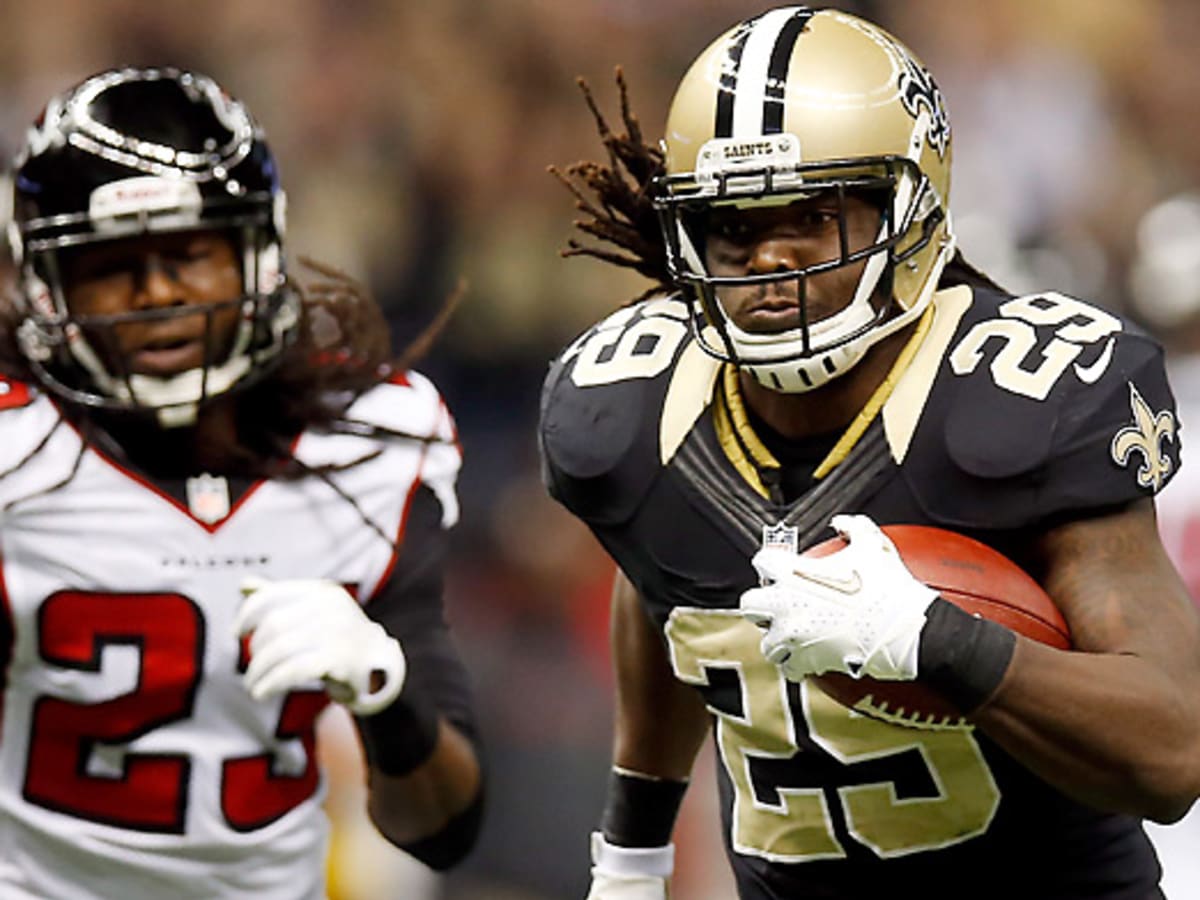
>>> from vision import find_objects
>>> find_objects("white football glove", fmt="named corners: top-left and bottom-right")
top-left (235, 577), bottom-right (406, 716)
top-left (585, 833), bottom-right (672, 900)
top-left (739, 514), bottom-right (938, 682)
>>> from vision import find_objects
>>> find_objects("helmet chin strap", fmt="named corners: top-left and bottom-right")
top-left (744, 229), bottom-right (955, 394)
top-left (735, 242), bottom-right (888, 393)
top-left (678, 195), bottom-right (957, 394)
top-left (65, 313), bottom-right (256, 428)
top-left (131, 356), bottom-right (254, 427)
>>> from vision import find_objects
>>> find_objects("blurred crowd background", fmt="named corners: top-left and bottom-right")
top-left (3, 1), bottom-right (1200, 897)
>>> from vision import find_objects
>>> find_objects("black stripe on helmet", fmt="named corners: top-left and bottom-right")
top-left (763, 9), bottom-right (816, 134)
top-left (714, 15), bottom-right (762, 138)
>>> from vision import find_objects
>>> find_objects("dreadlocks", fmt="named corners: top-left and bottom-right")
top-left (267, 256), bottom-right (395, 425)
top-left (0, 257), bottom-right (462, 483)
top-left (548, 71), bottom-right (1006, 309)
top-left (549, 68), bottom-right (673, 302)
top-left (205, 259), bottom-right (463, 479)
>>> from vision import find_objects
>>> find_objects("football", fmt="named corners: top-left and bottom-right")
top-left (809, 524), bottom-right (1071, 730)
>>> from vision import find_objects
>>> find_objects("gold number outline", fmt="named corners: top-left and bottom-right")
top-left (665, 607), bottom-right (1001, 862)
top-left (949, 291), bottom-right (1121, 401)
top-left (565, 298), bottom-right (690, 388)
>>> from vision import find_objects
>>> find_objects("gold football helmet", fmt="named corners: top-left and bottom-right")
top-left (655, 6), bottom-right (956, 392)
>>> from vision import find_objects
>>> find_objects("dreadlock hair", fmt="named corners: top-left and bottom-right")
top-left (0, 274), bottom-right (28, 383)
top-left (548, 72), bottom-right (1011, 310)
top-left (180, 258), bottom-right (463, 482)
top-left (0, 256), bottom-right (463, 484)
top-left (549, 68), bottom-right (673, 304)
top-left (260, 257), bottom-right (394, 419)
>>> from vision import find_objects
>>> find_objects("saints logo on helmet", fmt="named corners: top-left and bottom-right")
top-left (654, 7), bottom-right (956, 392)
top-left (8, 67), bottom-right (299, 424)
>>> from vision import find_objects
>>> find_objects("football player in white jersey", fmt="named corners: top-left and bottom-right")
top-left (0, 67), bottom-right (483, 899)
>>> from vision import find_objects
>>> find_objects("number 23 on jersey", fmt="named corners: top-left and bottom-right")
top-left (23, 590), bottom-right (326, 834)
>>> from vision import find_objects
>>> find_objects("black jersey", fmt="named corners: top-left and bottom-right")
top-left (540, 287), bottom-right (1179, 899)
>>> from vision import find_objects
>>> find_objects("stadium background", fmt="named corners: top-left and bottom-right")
top-left (2, 1), bottom-right (1199, 896)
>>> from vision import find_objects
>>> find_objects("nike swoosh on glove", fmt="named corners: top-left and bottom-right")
top-left (739, 514), bottom-right (939, 682)
top-left (586, 833), bottom-right (672, 900)
top-left (235, 577), bottom-right (406, 716)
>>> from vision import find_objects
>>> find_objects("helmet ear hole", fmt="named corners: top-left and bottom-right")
top-left (8, 67), bottom-right (298, 416)
top-left (654, 6), bottom-right (954, 391)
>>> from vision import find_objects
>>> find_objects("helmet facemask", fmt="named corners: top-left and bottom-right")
top-left (15, 219), bottom-right (297, 427)
top-left (9, 67), bottom-right (300, 426)
top-left (656, 153), bottom-right (947, 392)
top-left (654, 6), bottom-right (957, 393)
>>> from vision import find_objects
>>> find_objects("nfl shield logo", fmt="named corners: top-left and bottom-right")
top-left (761, 522), bottom-right (798, 554)
top-left (186, 474), bottom-right (231, 525)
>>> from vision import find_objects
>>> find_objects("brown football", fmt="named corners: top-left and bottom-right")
top-left (809, 524), bottom-right (1071, 729)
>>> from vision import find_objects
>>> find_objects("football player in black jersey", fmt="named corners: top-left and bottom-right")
top-left (541, 7), bottom-right (1200, 899)
top-left (0, 68), bottom-right (481, 897)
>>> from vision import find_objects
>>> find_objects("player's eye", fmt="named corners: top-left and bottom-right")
top-left (708, 217), bottom-right (753, 243)
top-left (183, 237), bottom-right (222, 261)
top-left (85, 259), bottom-right (134, 280)
top-left (64, 252), bottom-right (137, 283)
top-left (794, 208), bottom-right (839, 228)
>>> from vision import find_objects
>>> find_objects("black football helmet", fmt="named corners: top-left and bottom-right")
top-left (8, 66), bottom-right (299, 424)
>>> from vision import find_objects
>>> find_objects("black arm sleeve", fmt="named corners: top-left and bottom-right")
top-left (359, 484), bottom-right (479, 748)
top-left (354, 484), bottom-right (485, 868)
top-left (394, 786), bottom-right (486, 871)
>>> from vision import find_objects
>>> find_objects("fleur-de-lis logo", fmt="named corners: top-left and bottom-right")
top-left (1110, 383), bottom-right (1176, 492)
top-left (898, 53), bottom-right (951, 159)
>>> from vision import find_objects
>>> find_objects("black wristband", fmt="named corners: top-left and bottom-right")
top-left (601, 768), bottom-right (688, 848)
top-left (357, 689), bottom-right (441, 777)
top-left (918, 597), bottom-right (1017, 715)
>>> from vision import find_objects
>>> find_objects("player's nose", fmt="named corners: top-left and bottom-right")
top-left (134, 255), bottom-right (186, 308)
top-left (748, 235), bottom-right (805, 274)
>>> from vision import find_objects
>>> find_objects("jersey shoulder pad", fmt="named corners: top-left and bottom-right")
top-left (0, 382), bottom-right (79, 512)
top-left (344, 370), bottom-right (457, 442)
top-left (539, 296), bottom-right (702, 525)
top-left (0, 375), bottom-right (35, 411)
top-left (0, 378), bottom-right (56, 465)
top-left (904, 287), bottom-right (1178, 527)
top-left (302, 372), bottom-right (461, 526)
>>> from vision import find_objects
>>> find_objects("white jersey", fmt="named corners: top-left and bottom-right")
top-left (0, 373), bottom-right (460, 900)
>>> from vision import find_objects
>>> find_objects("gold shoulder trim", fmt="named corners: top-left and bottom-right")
top-left (882, 285), bottom-right (973, 465)
top-left (661, 339), bottom-right (723, 466)
top-left (713, 363), bottom-right (779, 498)
top-left (811, 303), bottom-right (938, 479)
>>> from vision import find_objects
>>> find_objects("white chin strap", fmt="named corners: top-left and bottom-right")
top-left (726, 246), bottom-right (888, 393)
top-left (128, 356), bottom-right (253, 427)
top-left (681, 213), bottom-right (954, 394)
top-left (737, 235), bottom-right (950, 394)
top-left (66, 310), bottom-right (257, 428)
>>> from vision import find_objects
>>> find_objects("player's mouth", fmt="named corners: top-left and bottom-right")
top-left (737, 295), bottom-right (804, 333)
top-left (127, 336), bottom-right (209, 375)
